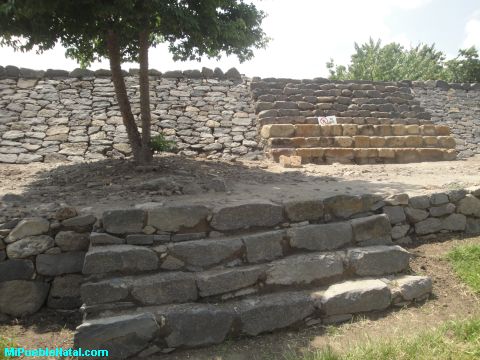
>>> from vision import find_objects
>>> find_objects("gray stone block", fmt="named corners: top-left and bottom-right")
top-left (102, 209), bottom-right (145, 234)
top-left (415, 217), bottom-right (442, 235)
top-left (466, 217), bottom-right (480, 234)
top-left (61, 214), bottom-right (96, 232)
top-left (389, 275), bottom-right (432, 301)
top-left (351, 214), bottom-right (392, 246)
top-left (348, 245), bottom-right (410, 276)
top-left (405, 207), bottom-right (429, 223)
top-left (0, 280), bottom-right (49, 316)
top-left (0, 259), bottom-right (35, 282)
top-left (90, 232), bottom-right (125, 246)
top-left (383, 206), bottom-right (406, 224)
top-left (284, 199), bottom-right (324, 222)
top-left (430, 193), bottom-right (449, 206)
top-left (429, 203), bottom-right (456, 217)
top-left (457, 195), bottom-right (480, 217)
top-left (242, 230), bottom-right (284, 263)
top-left (288, 222), bottom-right (352, 251)
top-left (442, 213), bottom-right (466, 231)
top-left (55, 231), bottom-right (90, 251)
top-left (147, 205), bottom-right (210, 232)
top-left (409, 195), bottom-right (430, 209)
top-left (81, 278), bottom-right (129, 305)
top-left (36, 251), bottom-right (85, 276)
top-left (6, 217), bottom-right (49, 243)
top-left (6, 235), bottom-right (54, 259)
top-left (47, 274), bottom-right (83, 309)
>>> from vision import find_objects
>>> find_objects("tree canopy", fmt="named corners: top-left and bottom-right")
top-left (327, 38), bottom-right (480, 82)
top-left (0, 0), bottom-right (268, 163)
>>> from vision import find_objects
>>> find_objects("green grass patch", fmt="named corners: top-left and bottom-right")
top-left (0, 335), bottom-right (17, 360)
top-left (284, 319), bottom-right (480, 360)
top-left (447, 244), bottom-right (480, 293)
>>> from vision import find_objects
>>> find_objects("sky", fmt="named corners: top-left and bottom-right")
top-left (0, 0), bottom-right (479, 79)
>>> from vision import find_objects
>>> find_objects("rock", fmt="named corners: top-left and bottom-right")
top-left (242, 230), bottom-right (284, 263)
top-left (404, 207), bottom-right (429, 223)
top-left (131, 272), bottom-right (198, 305)
top-left (316, 279), bottom-right (391, 316)
top-left (36, 251), bottom-right (86, 276)
top-left (83, 245), bottom-right (158, 274)
top-left (447, 189), bottom-right (467, 203)
top-left (442, 213), bottom-right (466, 231)
top-left (409, 195), bottom-right (430, 209)
top-left (197, 265), bottom-right (265, 297)
top-left (81, 278), bottom-right (130, 305)
top-left (147, 205), bottom-right (210, 232)
top-left (347, 245), bottom-right (410, 276)
top-left (0, 259), bottom-right (35, 282)
top-left (126, 235), bottom-right (154, 245)
top-left (0, 280), bottom-right (50, 316)
top-left (74, 313), bottom-right (160, 359)
top-left (385, 193), bottom-right (409, 206)
top-left (6, 217), bottom-right (49, 243)
top-left (430, 193), bottom-right (449, 206)
top-left (324, 195), bottom-right (371, 219)
top-left (61, 214), bottom-right (96, 232)
top-left (210, 200), bottom-right (284, 231)
top-left (6, 235), bottom-right (54, 258)
top-left (415, 218), bottom-right (442, 235)
top-left (390, 275), bottom-right (432, 301)
top-left (288, 222), bottom-right (352, 251)
top-left (69, 68), bottom-right (94, 78)
top-left (237, 292), bottom-right (315, 336)
top-left (168, 237), bottom-right (243, 269)
top-left (158, 304), bottom-right (234, 348)
top-left (90, 232), bottom-right (125, 245)
top-left (160, 256), bottom-right (185, 270)
top-left (429, 203), bottom-right (455, 217)
top-left (55, 206), bottom-right (77, 221)
top-left (225, 67), bottom-right (241, 79)
top-left (266, 253), bottom-right (344, 285)
top-left (284, 199), bottom-right (324, 222)
top-left (351, 214), bottom-right (392, 246)
top-left (55, 231), bottom-right (90, 251)
top-left (457, 195), bottom-right (480, 217)
top-left (466, 218), bottom-right (480, 234)
top-left (47, 274), bottom-right (83, 309)
top-left (102, 209), bottom-right (145, 234)
top-left (383, 206), bottom-right (406, 224)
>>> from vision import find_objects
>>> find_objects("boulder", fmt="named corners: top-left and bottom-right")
top-left (442, 213), bottom-right (466, 231)
top-left (457, 195), bottom-right (480, 217)
top-left (74, 313), bottom-right (160, 359)
top-left (0, 280), bottom-right (50, 316)
top-left (36, 252), bottom-right (85, 276)
top-left (0, 259), bottom-right (35, 282)
top-left (466, 218), bottom-right (480, 234)
top-left (147, 205), bottom-right (210, 232)
top-left (242, 230), bottom-right (284, 263)
top-left (6, 235), bottom-right (54, 259)
top-left (391, 224), bottom-right (410, 240)
top-left (347, 245), bottom-right (410, 276)
top-left (83, 245), bottom-right (158, 274)
top-left (55, 231), bottom-right (90, 251)
top-left (316, 279), bottom-right (391, 316)
top-left (288, 222), bottom-right (352, 251)
top-left (210, 200), bottom-right (284, 231)
top-left (430, 193), bottom-right (449, 206)
top-left (61, 214), bottom-right (96, 232)
top-left (383, 206), bottom-right (406, 224)
top-left (284, 199), bottom-right (324, 222)
top-left (404, 207), bottom-right (429, 223)
top-left (409, 195), bottom-right (430, 209)
top-left (47, 274), bottom-right (83, 309)
top-left (429, 203), bottom-right (455, 217)
top-left (6, 217), bottom-right (49, 243)
top-left (102, 209), bottom-right (145, 234)
top-left (390, 275), bottom-right (432, 301)
top-left (351, 214), bottom-right (392, 246)
top-left (415, 218), bottom-right (442, 235)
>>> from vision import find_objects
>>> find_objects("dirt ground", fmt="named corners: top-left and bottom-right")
top-left (0, 155), bottom-right (479, 218)
top-left (1, 234), bottom-right (478, 360)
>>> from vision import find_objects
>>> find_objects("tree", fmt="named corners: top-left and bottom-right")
top-left (445, 46), bottom-right (480, 83)
top-left (0, 0), bottom-right (268, 164)
top-left (327, 38), bottom-right (446, 81)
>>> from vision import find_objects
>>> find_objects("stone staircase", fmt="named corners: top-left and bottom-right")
top-left (251, 79), bottom-right (457, 164)
top-left (74, 201), bottom-right (432, 359)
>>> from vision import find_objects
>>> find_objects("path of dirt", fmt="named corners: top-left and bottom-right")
top-left (0, 235), bottom-right (478, 360)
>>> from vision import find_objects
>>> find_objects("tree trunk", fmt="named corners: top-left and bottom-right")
top-left (138, 29), bottom-right (153, 164)
top-left (106, 29), bottom-right (143, 162)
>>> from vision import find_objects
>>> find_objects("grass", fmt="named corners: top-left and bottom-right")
top-left (283, 243), bottom-right (480, 360)
top-left (0, 335), bottom-right (17, 360)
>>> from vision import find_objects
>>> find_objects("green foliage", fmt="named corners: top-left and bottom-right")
top-left (0, 0), bottom-right (268, 67)
top-left (327, 38), bottom-right (479, 82)
top-left (149, 134), bottom-right (176, 153)
top-left (447, 244), bottom-right (480, 293)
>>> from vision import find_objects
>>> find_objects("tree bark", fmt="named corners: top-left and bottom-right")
top-left (106, 29), bottom-right (143, 162)
top-left (138, 29), bottom-right (153, 163)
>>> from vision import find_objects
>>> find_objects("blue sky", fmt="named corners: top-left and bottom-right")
top-left (0, 0), bottom-right (479, 78)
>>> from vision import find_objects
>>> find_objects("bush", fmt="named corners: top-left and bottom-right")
top-left (149, 134), bottom-right (176, 153)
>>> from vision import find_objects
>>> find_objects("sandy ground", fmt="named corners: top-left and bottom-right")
top-left (0, 155), bottom-right (479, 217)
top-left (0, 234), bottom-right (478, 360)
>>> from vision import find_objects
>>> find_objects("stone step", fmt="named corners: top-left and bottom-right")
top-left (75, 275), bottom-right (432, 359)
top-left (269, 147), bottom-right (457, 164)
top-left (261, 124), bottom-right (450, 138)
top-left (266, 136), bottom-right (455, 149)
top-left (259, 116), bottom-right (433, 126)
top-left (80, 244), bottom-right (410, 310)
top-left (82, 214), bottom-right (393, 277)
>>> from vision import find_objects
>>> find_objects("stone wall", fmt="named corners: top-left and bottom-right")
top-left (412, 81), bottom-right (480, 158)
top-left (0, 66), bottom-right (260, 164)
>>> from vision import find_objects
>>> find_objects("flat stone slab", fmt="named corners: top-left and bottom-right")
top-left (284, 199), bottom-right (324, 222)
top-left (83, 245), bottom-right (158, 274)
top-left (81, 278), bottom-right (130, 306)
top-left (90, 232), bottom-right (125, 246)
top-left (266, 252), bottom-right (344, 286)
top-left (147, 205), bottom-right (210, 232)
top-left (75, 312), bottom-right (160, 359)
top-left (167, 237), bottom-right (243, 269)
top-left (351, 214), bottom-right (392, 246)
top-left (0, 259), bottom-right (35, 282)
top-left (36, 251), bottom-right (85, 276)
top-left (102, 209), bottom-right (145, 234)
top-left (389, 275), bottom-right (432, 301)
top-left (347, 245), bottom-right (410, 276)
top-left (317, 279), bottom-right (391, 316)
top-left (241, 230), bottom-right (284, 263)
top-left (6, 217), bottom-right (49, 243)
top-left (210, 200), bottom-right (284, 231)
top-left (236, 291), bottom-right (315, 336)
top-left (288, 222), bottom-right (352, 251)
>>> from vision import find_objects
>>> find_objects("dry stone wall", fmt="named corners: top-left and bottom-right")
top-left (0, 66), bottom-right (260, 164)
top-left (411, 81), bottom-right (480, 158)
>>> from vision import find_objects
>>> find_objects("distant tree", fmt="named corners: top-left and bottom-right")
top-left (445, 46), bottom-right (480, 83)
top-left (327, 38), bottom-right (447, 81)
top-left (0, 0), bottom-right (268, 164)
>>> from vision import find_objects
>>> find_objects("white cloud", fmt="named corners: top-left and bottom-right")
top-left (0, 0), bottom-right (429, 78)
top-left (463, 10), bottom-right (480, 49)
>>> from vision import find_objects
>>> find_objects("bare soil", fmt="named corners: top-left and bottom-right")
top-left (0, 155), bottom-right (479, 218)
top-left (1, 235), bottom-right (478, 360)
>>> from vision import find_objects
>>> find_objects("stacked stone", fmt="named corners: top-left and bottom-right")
top-left (412, 80), bottom-right (480, 158)
top-left (0, 207), bottom-right (96, 318)
top-left (0, 65), bottom-right (260, 164)
top-left (251, 78), bottom-right (458, 164)
top-left (74, 195), bottom-right (437, 358)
